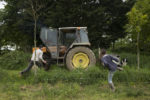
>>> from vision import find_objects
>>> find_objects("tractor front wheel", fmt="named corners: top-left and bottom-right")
top-left (66, 46), bottom-right (96, 70)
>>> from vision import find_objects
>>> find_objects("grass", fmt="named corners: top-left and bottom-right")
top-left (0, 50), bottom-right (150, 100)
top-left (0, 66), bottom-right (150, 100)
top-left (2, 65), bottom-right (149, 85)
top-left (0, 51), bottom-right (30, 70)
top-left (0, 80), bottom-right (150, 100)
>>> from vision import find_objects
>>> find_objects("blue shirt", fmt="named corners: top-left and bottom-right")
top-left (101, 54), bottom-right (119, 71)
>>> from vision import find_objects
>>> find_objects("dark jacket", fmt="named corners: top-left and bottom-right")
top-left (101, 54), bottom-right (119, 71)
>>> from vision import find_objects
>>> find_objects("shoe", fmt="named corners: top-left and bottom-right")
top-left (109, 83), bottom-right (115, 92)
top-left (19, 72), bottom-right (23, 77)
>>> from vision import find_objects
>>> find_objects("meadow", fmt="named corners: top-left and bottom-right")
top-left (0, 50), bottom-right (150, 100)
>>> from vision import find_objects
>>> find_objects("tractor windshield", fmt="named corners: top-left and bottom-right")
top-left (80, 28), bottom-right (89, 43)
top-left (59, 29), bottom-right (77, 47)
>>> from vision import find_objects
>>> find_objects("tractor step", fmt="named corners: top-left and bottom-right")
top-left (58, 64), bottom-right (65, 66)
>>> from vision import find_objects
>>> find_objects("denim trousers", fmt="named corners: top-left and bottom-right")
top-left (21, 61), bottom-right (42, 74)
top-left (108, 70), bottom-right (115, 84)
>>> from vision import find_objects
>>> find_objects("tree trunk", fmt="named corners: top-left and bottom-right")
top-left (33, 17), bottom-right (37, 65)
top-left (112, 42), bottom-right (115, 50)
top-left (137, 32), bottom-right (140, 69)
top-left (0, 45), bottom-right (1, 55)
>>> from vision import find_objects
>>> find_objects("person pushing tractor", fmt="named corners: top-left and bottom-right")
top-left (20, 45), bottom-right (47, 75)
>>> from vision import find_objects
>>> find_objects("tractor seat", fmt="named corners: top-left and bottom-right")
top-left (48, 46), bottom-right (67, 56)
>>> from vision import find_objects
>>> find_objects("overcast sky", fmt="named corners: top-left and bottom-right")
top-left (0, 1), bottom-right (6, 9)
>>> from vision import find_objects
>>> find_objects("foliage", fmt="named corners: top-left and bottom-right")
top-left (111, 51), bottom-right (150, 68)
top-left (0, 51), bottom-right (30, 70)
top-left (0, 0), bottom-right (135, 50)
top-left (126, 0), bottom-right (150, 51)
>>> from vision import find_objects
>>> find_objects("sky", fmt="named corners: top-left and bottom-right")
top-left (0, 1), bottom-right (6, 9)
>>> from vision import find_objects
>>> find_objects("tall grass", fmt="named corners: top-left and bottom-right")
top-left (0, 50), bottom-right (150, 100)
top-left (31, 66), bottom-right (150, 84)
top-left (0, 50), bottom-right (150, 85)
top-left (2, 66), bottom-right (147, 85)
top-left (0, 68), bottom-right (9, 82)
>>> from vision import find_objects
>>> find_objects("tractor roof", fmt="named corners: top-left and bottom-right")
top-left (59, 27), bottom-right (87, 30)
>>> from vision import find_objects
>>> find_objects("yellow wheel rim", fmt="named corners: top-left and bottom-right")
top-left (72, 52), bottom-right (90, 68)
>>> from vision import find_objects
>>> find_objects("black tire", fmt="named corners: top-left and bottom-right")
top-left (66, 46), bottom-right (96, 70)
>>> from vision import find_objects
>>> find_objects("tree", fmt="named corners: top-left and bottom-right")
top-left (44, 0), bottom-right (133, 48)
top-left (1, 0), bottom-right (48, 51)
top-left (25, 0), bottom-right (46, 51)
top-left (0, 0), bottom-right (135, 51)
top-left (1, 0), bottom-right (33, 50)
top-left (126, 4), bottom-right (148, 69)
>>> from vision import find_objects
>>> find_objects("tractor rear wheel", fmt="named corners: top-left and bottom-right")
top-left (66, 46), bottom-right (96, 70)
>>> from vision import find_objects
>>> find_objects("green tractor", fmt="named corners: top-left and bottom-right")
top-left (40, 27), bottom-right (96, 70)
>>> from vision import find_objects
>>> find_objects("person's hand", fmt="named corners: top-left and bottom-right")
top-left (117, 67), bottom-right (123, 71)
top-left (102, 63), bottom-right (104, 66)
top-left (43, 60), bottom-right (47, 64)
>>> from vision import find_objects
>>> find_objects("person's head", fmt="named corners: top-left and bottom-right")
top-left (39, 45), bottom-right (43, 49)
top-left (100, 49), bottom-right (106, 58)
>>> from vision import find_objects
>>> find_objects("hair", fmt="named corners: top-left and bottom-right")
top-left (101, 49), bottom-right (106, 55)
top-left (99, 49), bottom-right (106, 59)
top-left (39, 45), bottom-right (43, 49)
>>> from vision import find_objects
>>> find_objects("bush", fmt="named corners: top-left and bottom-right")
top-left (0, 51), bottom-right (30, 70)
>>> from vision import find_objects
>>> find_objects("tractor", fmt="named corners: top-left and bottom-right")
top-left (39, 27), bottom-right (96, 70)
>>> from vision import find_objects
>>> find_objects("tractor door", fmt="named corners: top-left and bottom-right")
top-left (40, 27), bottom-right (58, 59)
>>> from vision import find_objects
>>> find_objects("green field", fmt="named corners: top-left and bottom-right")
top-left (0, 81), bottom-right (150, 100)
top-left (0, 67), bottom-right (150, 100)
top-left (0, 51), bottom-right (150, 100)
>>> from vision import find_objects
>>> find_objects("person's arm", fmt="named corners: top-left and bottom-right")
top-left (110, 55), bottom-right (119, 62)
top-left (39, 51), bottom-right (47, 64)
top-left (101, 58), bottom-right (107, 67)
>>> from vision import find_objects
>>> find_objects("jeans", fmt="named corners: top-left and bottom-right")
top-left (21, 61), bottom-right (42, 74)
top-left (108, 71), bottom-right (115, 84)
